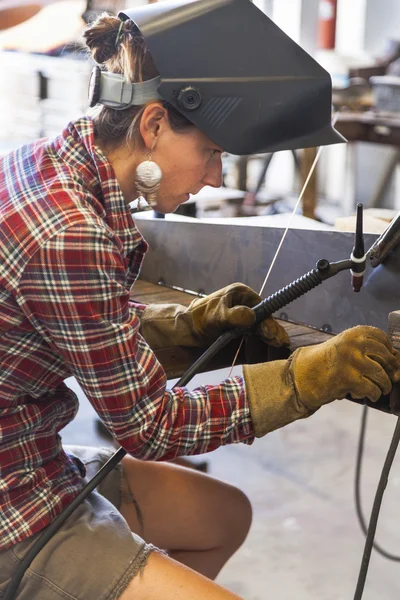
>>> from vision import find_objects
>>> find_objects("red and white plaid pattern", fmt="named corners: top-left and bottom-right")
top-left (0, 117), bottom-right (254, 550)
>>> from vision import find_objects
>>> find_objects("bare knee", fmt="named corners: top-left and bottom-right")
top-left (207, 480), bottom-right (252, 554)
top-left (224, 485), bottom-right (252, 550)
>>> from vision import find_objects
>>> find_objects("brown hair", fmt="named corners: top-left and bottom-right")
top-left (83, 13), bottom-right (193, 147)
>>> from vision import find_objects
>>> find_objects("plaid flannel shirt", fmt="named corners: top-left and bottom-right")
top-left (0, 117), bottom-right (255, 550)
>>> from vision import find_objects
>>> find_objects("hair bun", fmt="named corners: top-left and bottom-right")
top-left (83, 13), bottom-right (121, 65)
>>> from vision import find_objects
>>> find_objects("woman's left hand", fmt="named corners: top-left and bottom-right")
top-left (188, 282), bottom-right (290, 347)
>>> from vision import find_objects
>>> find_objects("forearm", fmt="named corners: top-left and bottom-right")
top-left (105, 368), bottom-right (255, 461)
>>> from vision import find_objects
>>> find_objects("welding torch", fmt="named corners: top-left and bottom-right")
top-left (351, 203), bottom-right (366, 292)
top-left (179, 203), bottom-right (400, 418)
top-left (179, 203), bottom-right (367, 385)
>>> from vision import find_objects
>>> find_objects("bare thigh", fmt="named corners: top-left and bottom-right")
top-left (119, 455), bottom-right (252, 552)
top-left (119, 550), bottom-right (244, 600)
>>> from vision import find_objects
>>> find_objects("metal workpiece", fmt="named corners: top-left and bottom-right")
top-left (350, 385), bottom-right (400, 417)
top-left (135, 215), bottom-right (400, 334)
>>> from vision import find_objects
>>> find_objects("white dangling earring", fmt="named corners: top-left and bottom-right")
top-left (135, 152), bottom-right (162, 207)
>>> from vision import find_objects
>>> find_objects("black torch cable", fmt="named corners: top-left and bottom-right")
top-left (253, 268), bottom-right (324, 317)
top-left (172, 328), bottom-right (247, 387)
top-left (353, 416), bottom-right (400, 600)
top-left (354, 405), bottom-right (400, 561)
top-left (2, 445), bottom-right (127, 600)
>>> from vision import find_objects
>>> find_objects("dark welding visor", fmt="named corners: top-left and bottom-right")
top-left (119, 0), bottom-right (345, 155)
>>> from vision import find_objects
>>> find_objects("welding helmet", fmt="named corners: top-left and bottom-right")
top-left (90, 0), bottom-right (345, 155)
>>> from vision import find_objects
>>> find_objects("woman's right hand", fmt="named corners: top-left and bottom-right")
top-left (243, 325), bottom-right (400, 438)
top-left (288, 325), bottom-right (400, 409)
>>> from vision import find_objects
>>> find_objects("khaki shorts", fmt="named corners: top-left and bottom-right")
top-left (0, 446), bottom-right (157, 600)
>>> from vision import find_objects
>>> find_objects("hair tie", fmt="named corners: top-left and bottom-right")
top-left (115, 21), bottom-right (124, 47)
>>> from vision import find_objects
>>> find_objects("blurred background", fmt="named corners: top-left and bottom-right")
top-left (3, 4), bottom-right (400, 599)
top-left (2, 0), bottom-right (400, 232)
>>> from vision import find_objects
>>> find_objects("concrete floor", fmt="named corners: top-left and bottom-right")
top-left (62, 368), bottom-right (400, 600)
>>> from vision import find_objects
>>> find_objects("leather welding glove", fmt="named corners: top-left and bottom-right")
top-left (140, 282), bottom-right (289, 351)
top-left (243, 325), bottom-right (400, 437)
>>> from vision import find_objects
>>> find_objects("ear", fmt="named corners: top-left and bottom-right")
top-left (139, 102), bottom-right (170, 151)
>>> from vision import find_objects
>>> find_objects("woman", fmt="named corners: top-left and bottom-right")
top-left (1, 2), bottom-right (400, 599)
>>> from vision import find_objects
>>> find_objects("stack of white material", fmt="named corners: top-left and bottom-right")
top-left (0, 49), bottom-right (91, 142)
top-left (334, 208), bottom-right (397, 234)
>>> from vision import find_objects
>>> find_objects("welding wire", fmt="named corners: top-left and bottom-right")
top-left (258, 143), bottom-right (325, 297)
top-left (259, 111), bottom-right (339, 297)
top-left (227, 144), bottom-right (324, 376)
top-left (227, 113), bottom-right (339, 377)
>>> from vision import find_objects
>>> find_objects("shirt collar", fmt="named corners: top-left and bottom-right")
top-left (53, 116), bottom-right (148, 261)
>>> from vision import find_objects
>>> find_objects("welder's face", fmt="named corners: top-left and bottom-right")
top-left (150, 124), bottom-right (224, 214)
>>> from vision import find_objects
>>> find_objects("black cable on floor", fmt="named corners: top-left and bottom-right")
top-left (2, 447), bottom-right (127, 600)
top-left (353, 415), bottom-right (400, 600)
top-left (355, 405), bottom-right (400, 561)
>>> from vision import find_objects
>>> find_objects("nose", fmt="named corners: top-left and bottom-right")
top-left (203, 156), bottom-right (223, 189)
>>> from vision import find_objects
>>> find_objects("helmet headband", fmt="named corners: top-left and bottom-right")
top-left (88, 66), bottom-right (162, 110)
top-left (118, 0), bottom-right (346, 154)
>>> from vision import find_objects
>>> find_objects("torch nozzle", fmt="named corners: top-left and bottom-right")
top-left (351, 273), bottom-right (363, 293)
top-left (351, 203), bottom-right (366, 292)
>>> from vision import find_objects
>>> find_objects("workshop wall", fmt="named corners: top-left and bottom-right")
top-left (358, 0), bottom-right (400, 212)
top-left (1, 0), bottom-right (400, 216)
top-left (365, 0), bottom-right (400, 57)
top-left (336, 0), bottom-right (400, 213)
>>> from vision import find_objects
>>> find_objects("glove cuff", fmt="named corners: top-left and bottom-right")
top-left (287, 345), bottom-right (335, 409)
top-left (243, 360), bottom-right (317, 437)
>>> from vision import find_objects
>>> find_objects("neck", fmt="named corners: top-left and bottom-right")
top-left (95, 138), bottom-right (140, 205)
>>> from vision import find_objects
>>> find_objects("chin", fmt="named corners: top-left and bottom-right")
top-left (153, 197), bottom-right (185, 214)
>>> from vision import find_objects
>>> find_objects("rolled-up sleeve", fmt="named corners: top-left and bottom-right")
top-left (18, 223), bottom-right (255, 459)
